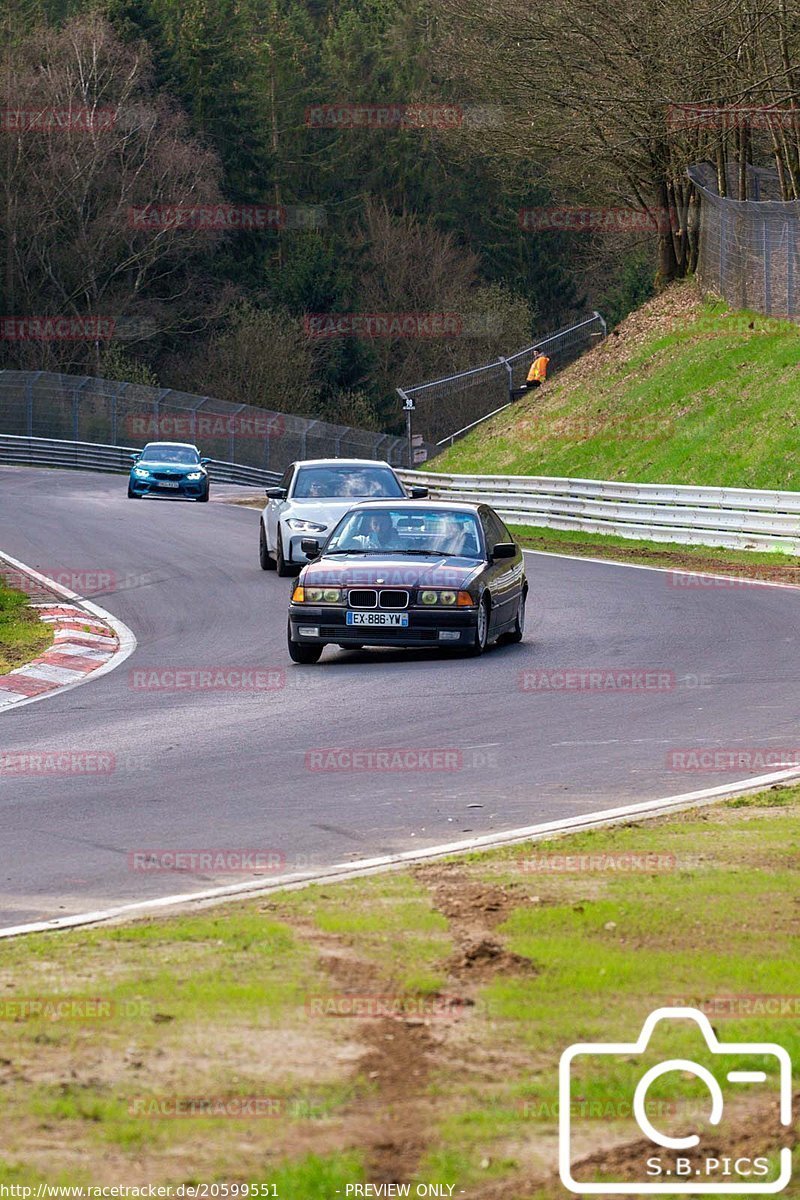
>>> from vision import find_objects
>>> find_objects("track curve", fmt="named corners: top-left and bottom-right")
top-left (2, 465), bottom-right (800, 927)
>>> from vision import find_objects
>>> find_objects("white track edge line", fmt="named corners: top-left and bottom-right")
top-left (0, 550), bottom-right (137, 712)
top-left (3, 764), bottom-right (799, 939)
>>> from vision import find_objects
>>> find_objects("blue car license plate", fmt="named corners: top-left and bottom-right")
top-left (346, 612), bottom-right (408, 627)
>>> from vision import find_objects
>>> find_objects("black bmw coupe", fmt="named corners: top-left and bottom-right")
top-left (286, 500), bottom-right (527, 663)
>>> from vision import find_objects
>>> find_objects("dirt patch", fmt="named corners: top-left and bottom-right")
top-left (313, 946), bottom-right (439, 1184)
top-left (415, 869), bottom-right (520, 926)
top-left (349, 1018), bottom-right (437, 1184)
top-left (445, 935), bottom-right (535, 982)
top-left (415, 866), bottom-right (538, 982)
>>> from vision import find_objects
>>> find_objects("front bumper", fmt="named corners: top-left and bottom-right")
top-left (129, 476), bottom-right (208, 498)
top-left (288, 605), bottom-right (477, 647)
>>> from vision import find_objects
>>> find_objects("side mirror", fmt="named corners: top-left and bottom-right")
top-left (265, 486), bottom-right (287, 500)
top-left (301, 538), bottom-right (320, 559)
top-left (200, 457), bottom-right (210, 466)
top-left (131, 453), bottom-right (141, 463)
top-left (491, 542), bottom-right (517, 560)
top-left (408, 485), bottom-right (428, 499)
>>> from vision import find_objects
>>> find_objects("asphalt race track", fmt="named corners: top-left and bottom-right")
top-left (2, 465), bottom-right (800, 927)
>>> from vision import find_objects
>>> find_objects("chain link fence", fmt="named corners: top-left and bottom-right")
top-left (0, 370), bottom-right (408, 473)
top-left (689, 162), bottom-right (800, 318)
top-left (396, 312), bottom-right (607, 452)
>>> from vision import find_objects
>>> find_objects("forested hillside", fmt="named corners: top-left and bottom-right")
top-left (3, 0), bottom-right (799, 433)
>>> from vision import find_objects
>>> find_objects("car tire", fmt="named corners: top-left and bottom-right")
top-left (127, 486), bottom-right (140, 499)
top-left (506, 589), bottom-right (527, 644)
top-left (197, 486), bottom-right (209, 503)
top-left (260, 523), bottom-right (276, 571)
top-left (288, 621), bottom-right (323, 664)
top-left (276, 528), bottom-right (293, 577)
top-left (468, 596), bottom-right (490, 656)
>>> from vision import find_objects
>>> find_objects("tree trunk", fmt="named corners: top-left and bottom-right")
top-left (656, 179), bottom-right (680, 286)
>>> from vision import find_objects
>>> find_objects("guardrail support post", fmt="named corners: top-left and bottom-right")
top-left (498, 356), bottom-right (514, 402)
top-left (593, 310), bottom-right (607, 339)
top-left (25, 372), bottom-right (41, 437)
top-left (73, 379), bottom-right (90, 444)
top-left (397, 388), bottom-right (414, 468)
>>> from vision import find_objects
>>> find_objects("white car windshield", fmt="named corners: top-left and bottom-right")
top-left (326, 508), bottom-right (483, 557)
top-left (292, 465), bottom-right (403, 499)
top-left (140, 444), bottom-right (200, 465)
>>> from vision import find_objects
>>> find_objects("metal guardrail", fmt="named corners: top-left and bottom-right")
top-left (398, 468), bottom-right (800, 553)
top-left (0, 435), bottom-right (280, 487)
top-left (8, 435), bottom-right (798, 553)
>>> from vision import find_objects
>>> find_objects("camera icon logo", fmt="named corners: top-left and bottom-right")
top-left (559, 1006), bottom-right (792, 1194)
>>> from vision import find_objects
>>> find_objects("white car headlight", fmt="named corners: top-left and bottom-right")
top-left (133, 467), bottom-right (150, 478)
top-left (186, 471), bottom-right (204, 480)
top-left (287, 519), bottom-right (327, 533)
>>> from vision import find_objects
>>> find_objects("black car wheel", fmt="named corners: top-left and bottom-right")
top-left (276, 528), bottom-right (294, 577)
top-left (287, 621), bottom-right (323, 664)
top-left (506, 589), bottom-right (527, 643)
top-left (260, 524), bottom-right (276, 571)
top-left (468, 596), bottom-right (490, 656)
top-left (127, 485), bottom-right (141, 499)
top-left (197, 485), bottom-right (210, 503)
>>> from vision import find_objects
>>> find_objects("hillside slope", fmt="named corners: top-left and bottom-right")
top-left (437, 282), bottom-right (800, 489)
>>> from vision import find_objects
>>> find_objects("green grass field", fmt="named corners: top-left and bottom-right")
top-left (437, 285), bottom-right (800, 490)
top-left (0, 790), bottom-right (797, 1197)
top-left (0, 582), bottom-right (52, 673)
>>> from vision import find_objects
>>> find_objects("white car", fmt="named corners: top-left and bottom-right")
top-left (259, 458), bottom-right (427, 575)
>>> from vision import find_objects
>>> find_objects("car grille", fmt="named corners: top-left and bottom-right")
top-left (152, 471), bottom-right (182, 480)
top-left (347, 589), bottom-right (410, 610)
top-left (379, 590), bottom-right (409, 609)
top-left (348, 589), bottom-right (377, 608)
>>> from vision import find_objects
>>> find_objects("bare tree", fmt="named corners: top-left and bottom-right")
top-left (0, 13), bottom-right (224, 372)
top-left (433, 0), bottom-right (800, 281)
top-left (354, 199), bottom-right (533, 429)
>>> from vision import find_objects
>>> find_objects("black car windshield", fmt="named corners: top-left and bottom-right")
top-left (292, 465), bottom-right (403, 499)
top-left (140, 444), bottom-right (200, 465)
top-left (326, 508), bottom-right (483, 557)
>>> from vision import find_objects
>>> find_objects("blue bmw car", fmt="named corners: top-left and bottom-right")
top-left (128, 442), bottom-right (211, 502)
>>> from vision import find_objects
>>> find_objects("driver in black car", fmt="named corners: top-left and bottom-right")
top-left (357, 511), bottom-right (400, 550)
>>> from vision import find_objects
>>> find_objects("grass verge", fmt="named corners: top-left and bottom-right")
top-left (0, 582), bottom-right (52, 673)
top-left (436, 282), bottom-right (800, 490)
top-left (0, 789), bottom-right (797, 1196)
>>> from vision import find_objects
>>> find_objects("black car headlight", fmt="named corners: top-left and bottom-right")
top-left (419, 589), bottom-right (462, 606)
top-left (294, 586), bottom-right (343, 604)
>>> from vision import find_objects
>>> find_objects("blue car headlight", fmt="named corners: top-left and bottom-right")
top-left (133, 467), bottom-right (150, 479)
